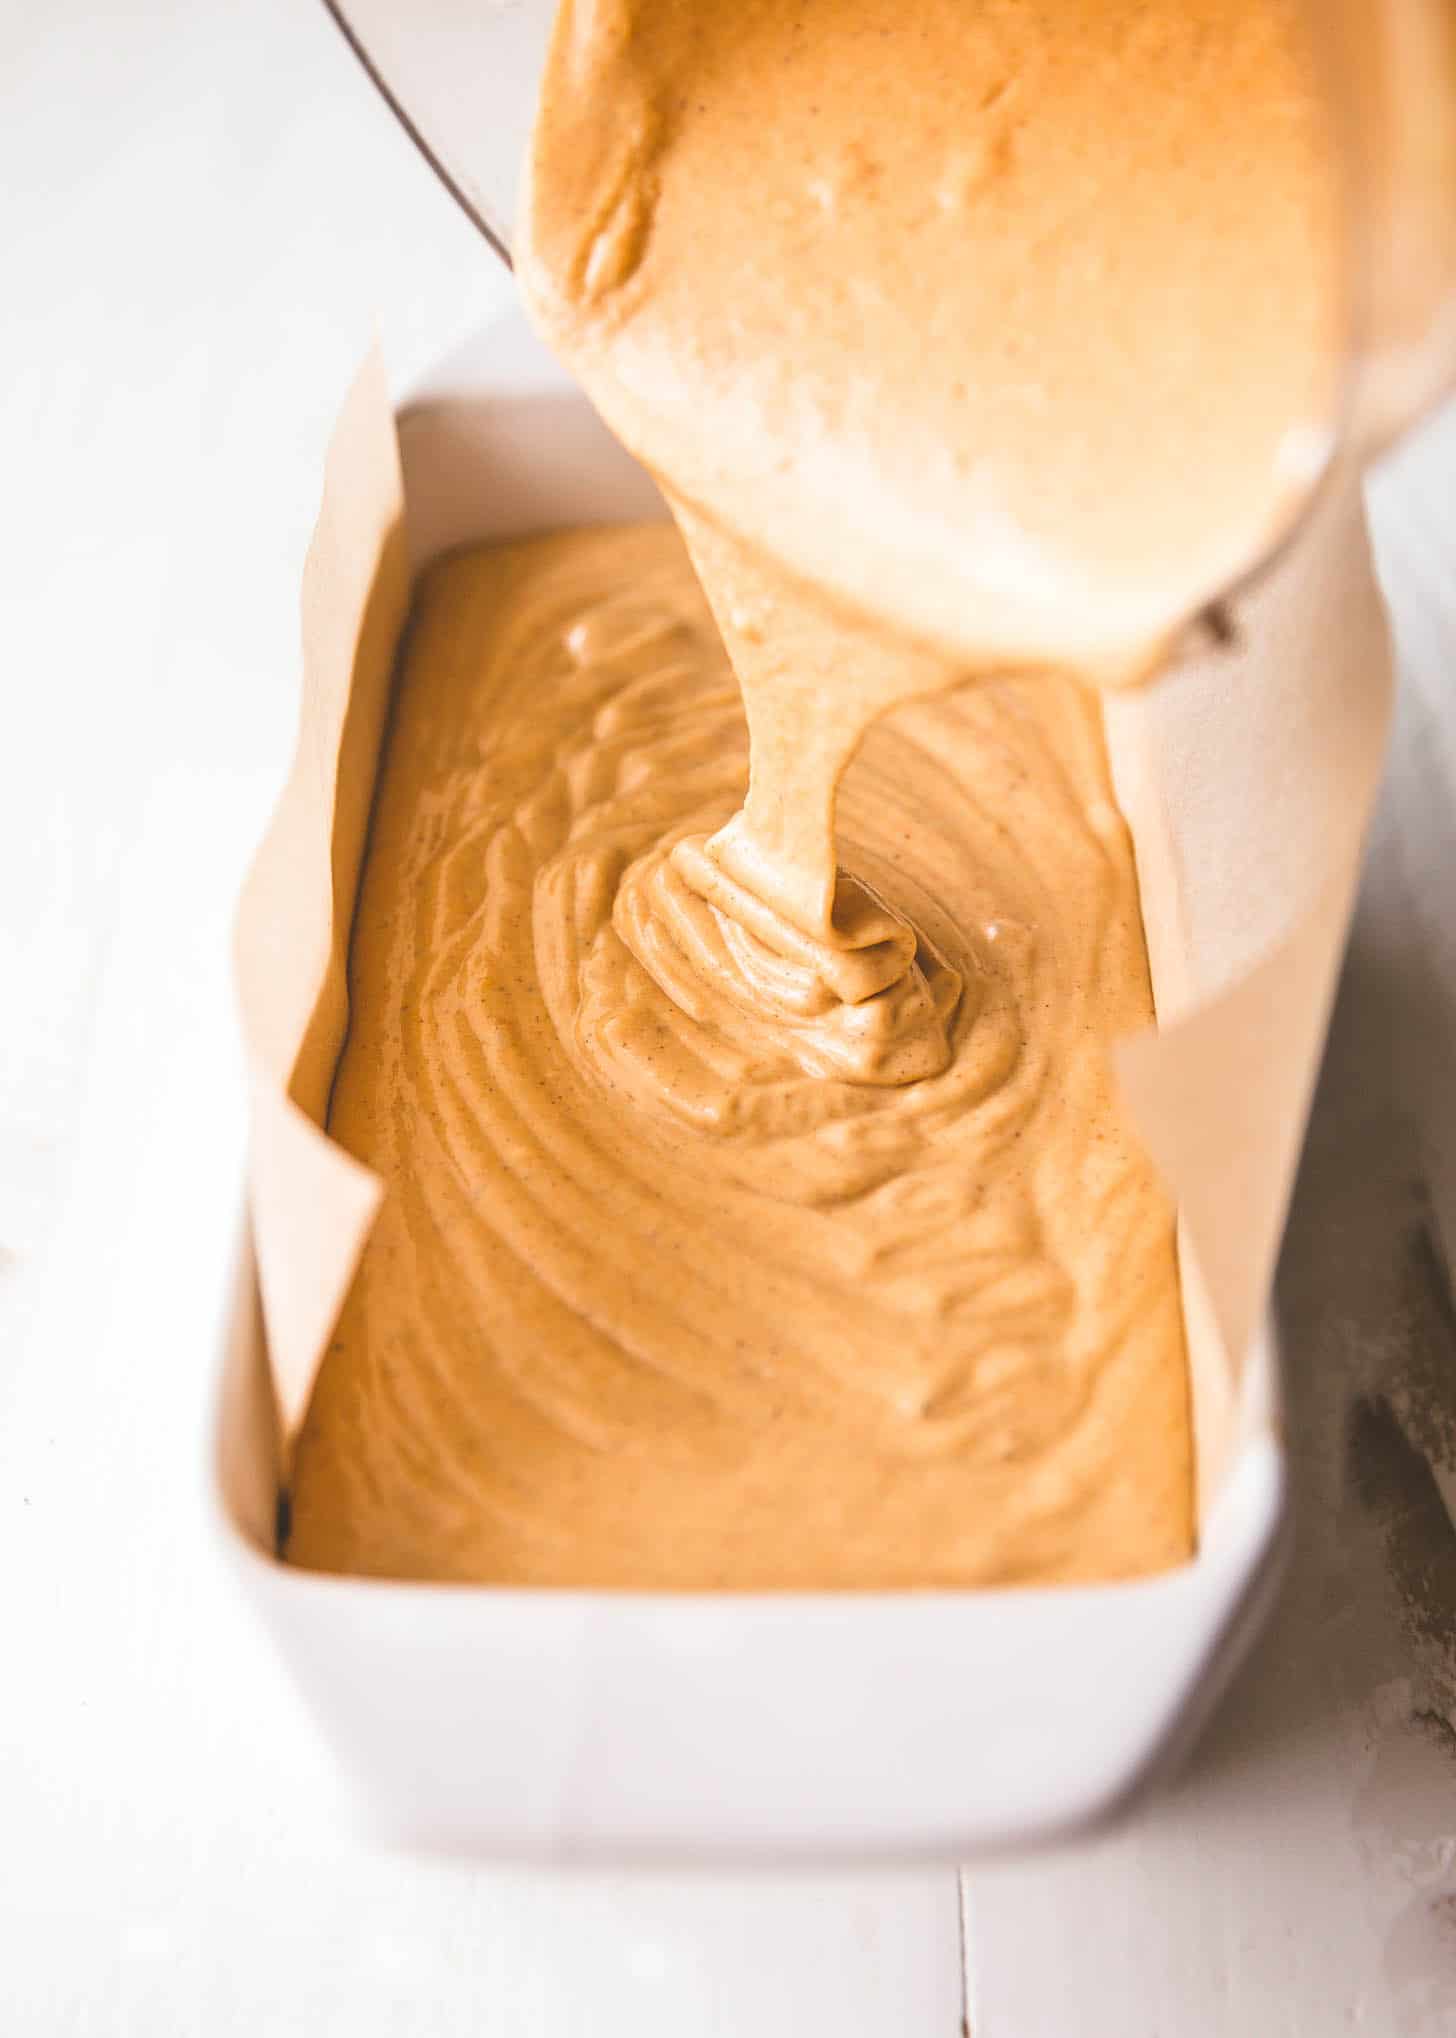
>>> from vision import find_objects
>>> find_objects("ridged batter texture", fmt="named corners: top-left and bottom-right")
top-left (286, 527), bottom-right (1193, 1588)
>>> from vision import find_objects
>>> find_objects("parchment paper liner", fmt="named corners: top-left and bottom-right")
top-left (235, 339), bottom-right (1393, 1543)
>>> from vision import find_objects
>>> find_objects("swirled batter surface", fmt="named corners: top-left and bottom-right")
top-left (287, 528), bottom-right (1191, 1586)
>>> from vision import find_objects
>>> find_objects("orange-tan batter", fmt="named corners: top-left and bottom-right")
top-left (287, 527), bottom-right (1190, 1585)
top-left (287, 0), bottom-right (1345, 1586)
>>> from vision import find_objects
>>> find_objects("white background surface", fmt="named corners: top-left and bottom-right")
top-left (4, 1), bottom-right (1456, 2031)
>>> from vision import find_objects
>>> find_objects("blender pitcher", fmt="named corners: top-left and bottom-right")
top-left (322, 0), bottom-right (1456, 530)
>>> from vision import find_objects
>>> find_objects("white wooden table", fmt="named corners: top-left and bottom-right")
top-left (3, 1), bottom-right (1455, 2029)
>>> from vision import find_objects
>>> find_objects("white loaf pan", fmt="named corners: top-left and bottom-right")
top-left (212, 309), bottom-right (1294, 1865)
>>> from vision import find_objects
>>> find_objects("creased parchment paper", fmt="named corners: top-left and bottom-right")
top-left (235, 342), bottom-right (1393, 1536)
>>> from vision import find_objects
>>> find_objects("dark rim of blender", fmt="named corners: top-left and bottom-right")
top-left (318, 0), bottom-right (515, 271)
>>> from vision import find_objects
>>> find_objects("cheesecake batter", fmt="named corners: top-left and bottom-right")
top-left (287, 527), bottom-right (1190, 1585)
top-left (287, 0), bottom-right (1344, 1585)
